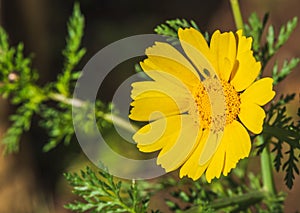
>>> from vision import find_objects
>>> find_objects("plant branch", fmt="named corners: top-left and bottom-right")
top-left (230, 0), bottom-right (244, 30)
top-left (184, 191), bottom-right (266, 212)
top-left (48, 92), bottom-right (136, 134)
top-left (48, 92), bottom-right (84, 107)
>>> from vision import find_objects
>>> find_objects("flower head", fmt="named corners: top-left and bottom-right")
top-left (129, 28), bottom-right (275, 182)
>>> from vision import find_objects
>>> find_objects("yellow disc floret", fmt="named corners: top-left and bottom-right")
top-left (190, 77), bottom-right (241, 130)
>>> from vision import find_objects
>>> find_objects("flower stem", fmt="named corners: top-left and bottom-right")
top-left (257, 135), bottom-right (276, 195)
top-left (230, 0), bottom-right (244, 30)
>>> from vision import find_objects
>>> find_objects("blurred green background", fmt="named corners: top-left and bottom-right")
top-left (0, 0), bottom-right (299, 212)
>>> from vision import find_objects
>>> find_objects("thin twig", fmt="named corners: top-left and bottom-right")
top-left (48, 92), bottom-right (136, 134)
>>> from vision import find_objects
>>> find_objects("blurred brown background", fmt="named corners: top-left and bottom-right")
top-left (0, 0), bottom-right (299, 212)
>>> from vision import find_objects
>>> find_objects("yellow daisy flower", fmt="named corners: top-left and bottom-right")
top-left (129, 28), bottom-right (275, 182)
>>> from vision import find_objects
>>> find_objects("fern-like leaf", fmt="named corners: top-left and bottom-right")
top-left (56, 3), bottom-right (86, 96)
top-left (263, 94), bottom-right (300, 189)
top-left (65, 166), bottom-right (149, 213)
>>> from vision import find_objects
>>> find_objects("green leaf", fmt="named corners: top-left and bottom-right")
top-left (283, 147), bottom-right (299, 189)
top-left (2, 103), bottom-right (37, 153)
top-left (154, 18), bottom-right (200, 44)
top-left (275, 17), bottom-right (298, 50)
top-left (244, 13), bottom-right (268, 53)
top-left (264, 16), bottom-right (298, 62)
top-left (263, 94), bottom-right (300, 189)
top-left (266, 25), bottom-right (275, 56)
top-left (39, 105), bottom-right (74, 152)
top-left (56, 2), bottom-right (86, 96)
top-left (272, 58), bottom-right (300, 85)
top-left (64, 166), bottom-right (149, 213)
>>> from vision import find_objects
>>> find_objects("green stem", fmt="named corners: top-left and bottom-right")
top-left (48, 92), bottom-right (136, 134)
top-left (48, 93), bottom-right (84, 107)
top-left (257, 135), bottom-right (276, 195)
top-left (230, 0), bottom-right (244, 30)
top-left (103, 113), bottom-right (136, 134)
top-left (183, 191), bottom-right (266, 213)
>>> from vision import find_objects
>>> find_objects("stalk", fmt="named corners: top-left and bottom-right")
top-left (48, 92), bottom-right (136, 134)
top-left (183, 191), bottom-right (266, 213)
top-left (257, 135), bottom-right (276, 195)
top-left (230, 0), bottom-right (244, 30)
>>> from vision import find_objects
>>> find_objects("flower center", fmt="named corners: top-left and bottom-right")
top-left (190, 77), bottom-right (241, 131)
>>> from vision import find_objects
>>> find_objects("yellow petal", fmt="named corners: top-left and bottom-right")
top-left (133, 115), bottom-right (180, 152)
top-left (157, 115), bottom-right (202, 172)
top-left (180, 157), bottom-right (210, 181)
top-left (178, 28), bottom-right (216, 80)
top-left (235, 30), bottom-right (252, 54)
top-left (199, 130), bottom-right (224, 165)
top-left (180, 130), bottom-right (210, 180)
top-left (131, 73), bottom-right (191, 101)
top-left (130, 72), bottom-right (193, 122)
top-left (238, 102), bottom-right (266, 134)
top-left (230, 32), bottom-right (261, 91)
top-left (240, 78), bottom-right (275, 106)
top-left (129, 94), bottom-right (189, 121)
top-left (223, 120), bottom-right (251, 176)
top-left (210, 30), bottom-right (237, 81)
top-left (141, 42), bottom-right (200, 89)
top-left (178, 27), bottom-right (211, 62)
top-left (205, 140), bottom-right (226, 182)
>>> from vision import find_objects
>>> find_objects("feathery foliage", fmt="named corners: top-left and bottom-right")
top-left (0, 28), bottom-right (42, 152)
top-left (64, 166), bottom-right (150, 213)
top-left (0, 3), bottom-right (109, 153)
top-left (153, 19), bottom-right (209, 45)
top-left (262, 94), bottom-right (300, 189)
